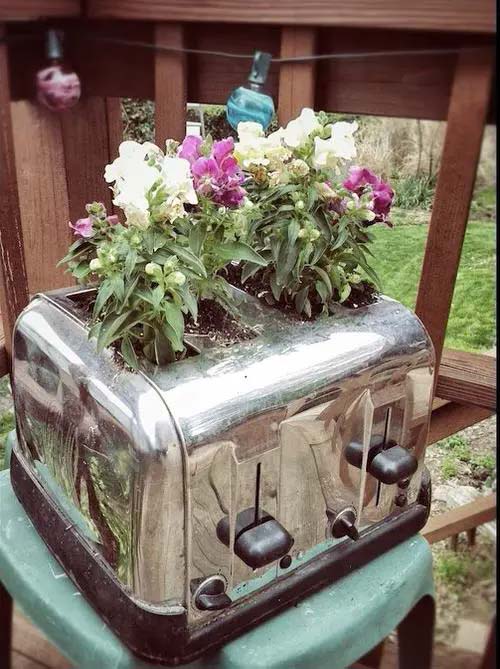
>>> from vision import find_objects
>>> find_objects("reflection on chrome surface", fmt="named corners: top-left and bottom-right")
top-left (12, 285), bottom-right (434, 622)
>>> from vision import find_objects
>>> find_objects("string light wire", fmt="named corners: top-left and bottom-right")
top-left (0, 31), bottom-right (482, 64)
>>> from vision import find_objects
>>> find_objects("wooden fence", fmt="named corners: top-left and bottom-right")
top-left (0, 0), bottom-right (496, 558)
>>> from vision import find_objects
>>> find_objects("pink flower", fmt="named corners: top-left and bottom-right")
top-left (178, 135), bottom-right (202, 165)
top-left (106, 214), bottom-right (119, 225)
top-left (190, 137), bottom-right (246, 207)
top-left (343, 166), bottom-right (379, 191)
top-left (343, 166), bottom-right (394, 225)
top-left (69, 217), bottom-right (94, 238)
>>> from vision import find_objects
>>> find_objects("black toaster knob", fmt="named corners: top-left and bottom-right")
top-left (368, 446), bottom-right (418, 485)
top-left (345, 437), bottom-right (418, 485)
top-left (193, 575), bottom-right (232, 611)
top-left (327, 507), bottom-right (359, 540)
top-left (217, 507), bottom-right (294, 570)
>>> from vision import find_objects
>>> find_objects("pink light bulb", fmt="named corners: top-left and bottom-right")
top-left (36, 64), bottom-right (81, 111)
top-left (36, 29), bottom-right (81, 112)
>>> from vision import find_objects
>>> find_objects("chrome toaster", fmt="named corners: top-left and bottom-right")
top-left (10, 286), bottom-right (434, 665)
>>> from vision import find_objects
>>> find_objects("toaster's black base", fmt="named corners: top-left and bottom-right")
top-left (11, 448), bottom-right (431, 666)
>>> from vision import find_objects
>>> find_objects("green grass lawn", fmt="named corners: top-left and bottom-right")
top-left (370, 218), bottom-right (495, 352)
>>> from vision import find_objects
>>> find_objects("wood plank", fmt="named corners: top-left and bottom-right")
top-left (0, 25), bottom-right (30, 359)
top-left (0, 1), bottom-right (79, 21)
top-left (60, 96), bottom-right (114, 222)
top-left (437, 349), bottom-right (496, 410)
top-left (479, 617), bottom-right (496, 669)
top-left (415, 48), bottom-right (494, 370)
top-left (12, 608), bottom-right (70, 669)
top-left (0, 581), bottom-right (12, 669)
top-left (155, 23), bottom-right (186, 144)
top-left (0, 317), bottom-right (7, 377)
top-left (428, 401), bottom-right (493, 445)
top-left (86, 1), bottom-right (495, 34)
top-left (422, 493), bottom-right (496, 544)
top-left (278, 27), bottom-right (316, 125)
top-left (10, 101), bottom-right (72, 294)
top-left (105, 97), bottom-right (123, 161)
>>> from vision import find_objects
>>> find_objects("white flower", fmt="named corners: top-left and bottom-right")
top-left (237, 121), bottom-right (265, 143)
top-left (313, 121), bottom-right (358, 168)
top-left (104, 141), bottom-right (160, 184)
top-left (123, 204), bottom-right (151, 229)
top-left (161, 157), bottom-right (198, 205)
top-left (289, 158), bottom-right (310, 177)
top-left (156, 196), bottom-right (187, 222)
top-left (282, 108), bottom-right (321, 148)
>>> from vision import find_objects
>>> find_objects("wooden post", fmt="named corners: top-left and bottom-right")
top-left (154, 23), bottom-right (187, 144)
top-left (415, 49), bottom-right (493, 371)
top-left (0, 25), bottom-right (29, 358)
top-left (278, 27), bottom-right (316, 125)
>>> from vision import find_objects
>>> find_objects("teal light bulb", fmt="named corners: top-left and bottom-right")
top-left (226, 51), bottom-right (274, 130)
top-left (227, 85), bottom-right (275, 130)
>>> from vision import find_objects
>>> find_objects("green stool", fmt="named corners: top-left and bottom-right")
top-left (0, 435), bottom-right (434, 669)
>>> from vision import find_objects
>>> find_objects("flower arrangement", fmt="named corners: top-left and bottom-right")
top-left (233, 108), bottom-right (394, 316)
top-left (62, 108), bottom-right (393, 368)
top-left (61, 137), bottom-right (265, 368)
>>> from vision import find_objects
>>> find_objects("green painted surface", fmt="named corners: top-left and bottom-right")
top-left (0, 433), bottom-right (434, 669)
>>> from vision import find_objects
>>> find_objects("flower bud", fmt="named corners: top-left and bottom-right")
top-left (310, 229), bottom-right (320, 241)
top-left (295, 200), bottom-right (305, 211)
top-left (89, 258), bottom-right (102, 271)
top-left (297, 229), bottom-right (306, 239)
top-left (145, 262), bottom-right (161, 276)
top-left (171, 271), bottom-right (186, 286)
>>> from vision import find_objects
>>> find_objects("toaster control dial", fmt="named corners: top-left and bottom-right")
top-left (327, 507), bottom-right (359, 541)
top-left (193, 575), bottom-right (231, 612)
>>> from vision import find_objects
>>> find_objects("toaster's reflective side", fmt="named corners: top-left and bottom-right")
top-left (12, 295), bottom-right (186, 609)
top-left (12, 286), bottom-right (434, 625)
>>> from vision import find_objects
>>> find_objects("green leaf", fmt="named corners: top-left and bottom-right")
top-left (312, 266), bottom-right (333, 297)
top-left (288, 220), bottom-right (300, 246)
top-left (315, 280), bottom-right (329, 303)
top-left (125, 249), bottom-right (138, 278)
top-left (189, 223), bottom-right (207, 256)
top-left (162, 242), bottom-right (207, 278)
top-left (111, 274), bottom-right (125, 302)
top-left (276, 241), bottom-right (299, 287)
top-left (339, 283), bottom-right (352, 303)
top-left (215, 242), bottom-right (267, 266)
top-left (93, 279), bottom-right (115, 319)
top-left (162, 301), bottom-right (184, 351)
top-left (270, 273), bottom-right (282, 302)
top-left (330, 228), bottom-right (349, 251)
top-left (71, 262), bottom-right (92, 280)
top-left (241, 261), bottom-right (262, 283)
top-left (295, 285), bottom-right (309, 314)
top-left (96, 311), bottom-right (142, 352)
top-left (120, 335), bottom-right (139, 370)
top-left (154, 329), bottom-right (177, 365)
top-left (179, 284), bottom-right (198, 321)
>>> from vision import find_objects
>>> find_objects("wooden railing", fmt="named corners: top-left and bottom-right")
top-left (0, 0), bottom-right (496, 539)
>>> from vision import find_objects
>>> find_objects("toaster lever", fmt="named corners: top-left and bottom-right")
top-left (217, 508), bottom-right (294, 569)
top-left (345, 437), bottom-right (418, 485)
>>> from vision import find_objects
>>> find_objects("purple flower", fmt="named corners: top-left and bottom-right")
top-left (69, 217), bottom-right (94, 238)
top-left (371, 182), bottom-right (394, 220)
top-left (106, 214), bottom-right (119, 226)
top-left (178, 135), bottom-right (202, 165)
top-left (190, 137), bottom-right (246, 207)
top-left (343, 166), bottom-right (379, 192)
top-left (343, 165), bottom-right (394, 225)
